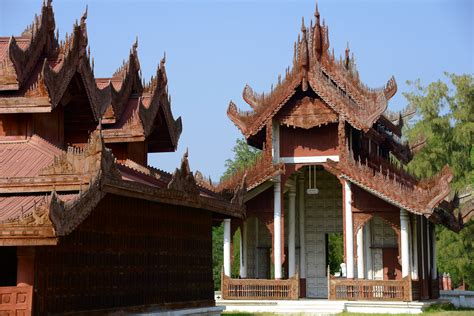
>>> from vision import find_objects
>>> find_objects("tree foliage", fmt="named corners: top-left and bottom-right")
top-left (403, 73), bottom-right (473, 288)
top-left (328, 233), bottom-right (344, 275)
top-left (221, 138), bottom-right (262, 181)
top-left (404, 73), bottom-right (473, 191)
top-left (212, 223), bottom-right (224, 290)
top-left (436, 220), bottom-right (474, 288)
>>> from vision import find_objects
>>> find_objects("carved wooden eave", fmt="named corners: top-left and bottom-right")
top-left (49, 174), bottom-right (106, 236)
top-left (102, 103), bottom-right (146, 143)
top-left (0, 0), bottom-right (56, 91)
top-left (100, 40), bottom-right (144, 123)
top-left (41, 10), bottom-right (103, 121)
top-left (227, 5), bottom-right (397, 139)
top-left (323, 147), bottom-right (457, 230)
top-left (104, 175), bottom-right (243, 219)
top-left (218, 152), bottom-right (285, 194)
top-left (140, 57), bottom-right (182, 149)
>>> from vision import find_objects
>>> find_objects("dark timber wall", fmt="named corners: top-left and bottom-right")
top-left (33, 194), bottom-right (213, 315)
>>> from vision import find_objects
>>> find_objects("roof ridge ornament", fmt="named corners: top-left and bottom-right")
top-left (167, 149), bottom-right (200, 195)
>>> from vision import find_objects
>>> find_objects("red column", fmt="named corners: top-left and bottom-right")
top-left (16, 247), bottom-right (35, 287)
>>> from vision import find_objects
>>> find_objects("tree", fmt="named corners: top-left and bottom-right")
top-left (212, 223), bottom-right (224, 290)
top-left (221, 138), bottom-right (262, 181)
top-left (404, 73), bottom-right (473, 191)
top-left (403, 73), bottom-right (473, 288)
top-left (213, 139), bottom-right (261, 290)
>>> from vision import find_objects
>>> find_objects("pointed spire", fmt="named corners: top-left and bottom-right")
top-left (344, 41), bottom-right (350, 70)
top-left (300, 16), bottom-right (309, 91)
top-left (314, 1), bottom-right (320, 20)
top-left (82, 5), bottom-right (88, 23)
top-left (132, 36), bottom-right (138, 53)
top-left (161, 51), bottom-right (166, 67)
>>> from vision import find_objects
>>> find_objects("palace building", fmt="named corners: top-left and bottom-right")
top-left (219, 4), bottom-right (468, 301)
top-left (0, 2), bottom-right (242, 315)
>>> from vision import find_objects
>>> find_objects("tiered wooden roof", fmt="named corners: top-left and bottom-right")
top-left (224, 3), bottom-right (469, 232)
top-left (0, 1), bottom-right (242, 246)
top-left (0, 1), bottom-right (181, 152)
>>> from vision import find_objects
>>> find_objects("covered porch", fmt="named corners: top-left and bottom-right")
top-left (219, 166), bottom-right (440, 302)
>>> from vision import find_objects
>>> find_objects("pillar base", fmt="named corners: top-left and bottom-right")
top-left (299, 278), bottom-right (306, 298)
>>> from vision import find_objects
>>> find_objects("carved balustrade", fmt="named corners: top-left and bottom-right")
top-left (221, 272), bottom-right (299, 300)
top-left (328, 275), bottom-right (422, 301)
top-left (0, 286), bottom-right (33, 315)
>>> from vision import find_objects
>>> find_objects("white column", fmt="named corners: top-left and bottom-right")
top-left (298, 176), bottom-right (306, 280)
top-left (288, 186), bottom-right (296, 277)
top-left (223, 218), bottom-right (231, 277)
top-left (274, 178), bottom-right (282, 279)
top-left (430, 222), bottom-right (437, 280)
top-left (412, 216), bottom-right (419, 279)
top-left (344, 181), bottom-right (354, 279)
top-left (356, 227), bottom-right (364, 279)
top-left (240, 221), bottom-right (248, 278)
top-left (364, 223), bottom-right (373, 279)
top-left (400, 209), bottom-right (410, 278)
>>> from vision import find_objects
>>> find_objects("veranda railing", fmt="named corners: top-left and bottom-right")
top-left (221, 271), bottom-right (299, 300)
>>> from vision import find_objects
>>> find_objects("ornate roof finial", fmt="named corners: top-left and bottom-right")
top-left (300, 17), bottom-right (309, 91)
top-left (81, 5), bottom-right (88, 25)
top-left (132, 36), bottom-right (138, 53)
top-left (344, 41), bottom-right (350, 70)
top-left (314, 1), bottom-right (320, 20)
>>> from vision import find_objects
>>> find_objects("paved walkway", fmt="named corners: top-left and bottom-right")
top-left (217, 298), bottom-right (440, 315)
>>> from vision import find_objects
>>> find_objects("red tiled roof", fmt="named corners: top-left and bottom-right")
top-left (0, 37), bottom-right (30, 60)
top-left (0, 135), bottom-right (63, 178)
top-left (116, 161), bottom-right (170, 188)
top-left (95, 78), bottom-right (123, 90)
top-left (0, 193), bottom-right (77, 223)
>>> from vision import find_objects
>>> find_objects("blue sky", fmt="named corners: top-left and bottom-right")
top-left (1, 0), bottom-right (472, 180)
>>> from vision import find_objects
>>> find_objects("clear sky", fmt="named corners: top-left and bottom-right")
top-left (1, 0), bottom-right (472, 180)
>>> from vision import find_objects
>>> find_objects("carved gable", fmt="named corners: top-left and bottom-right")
top-left (279, 96), bottom-right (338, 129)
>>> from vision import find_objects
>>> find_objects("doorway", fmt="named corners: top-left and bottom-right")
top-left (0, 247), bottom-right (17, 286)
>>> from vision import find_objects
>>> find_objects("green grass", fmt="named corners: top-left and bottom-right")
top-left (222, 303), bottom-right (474, 316)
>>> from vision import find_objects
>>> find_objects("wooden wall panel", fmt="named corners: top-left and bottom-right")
top-left (279, 124), bottom-right (338, 158)
top-left (33, 194), bottom-right (213, 315)
top-left (32, 107), bottom-right (64, 146)
top-left (0, 114), bottom-right (29, 140)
